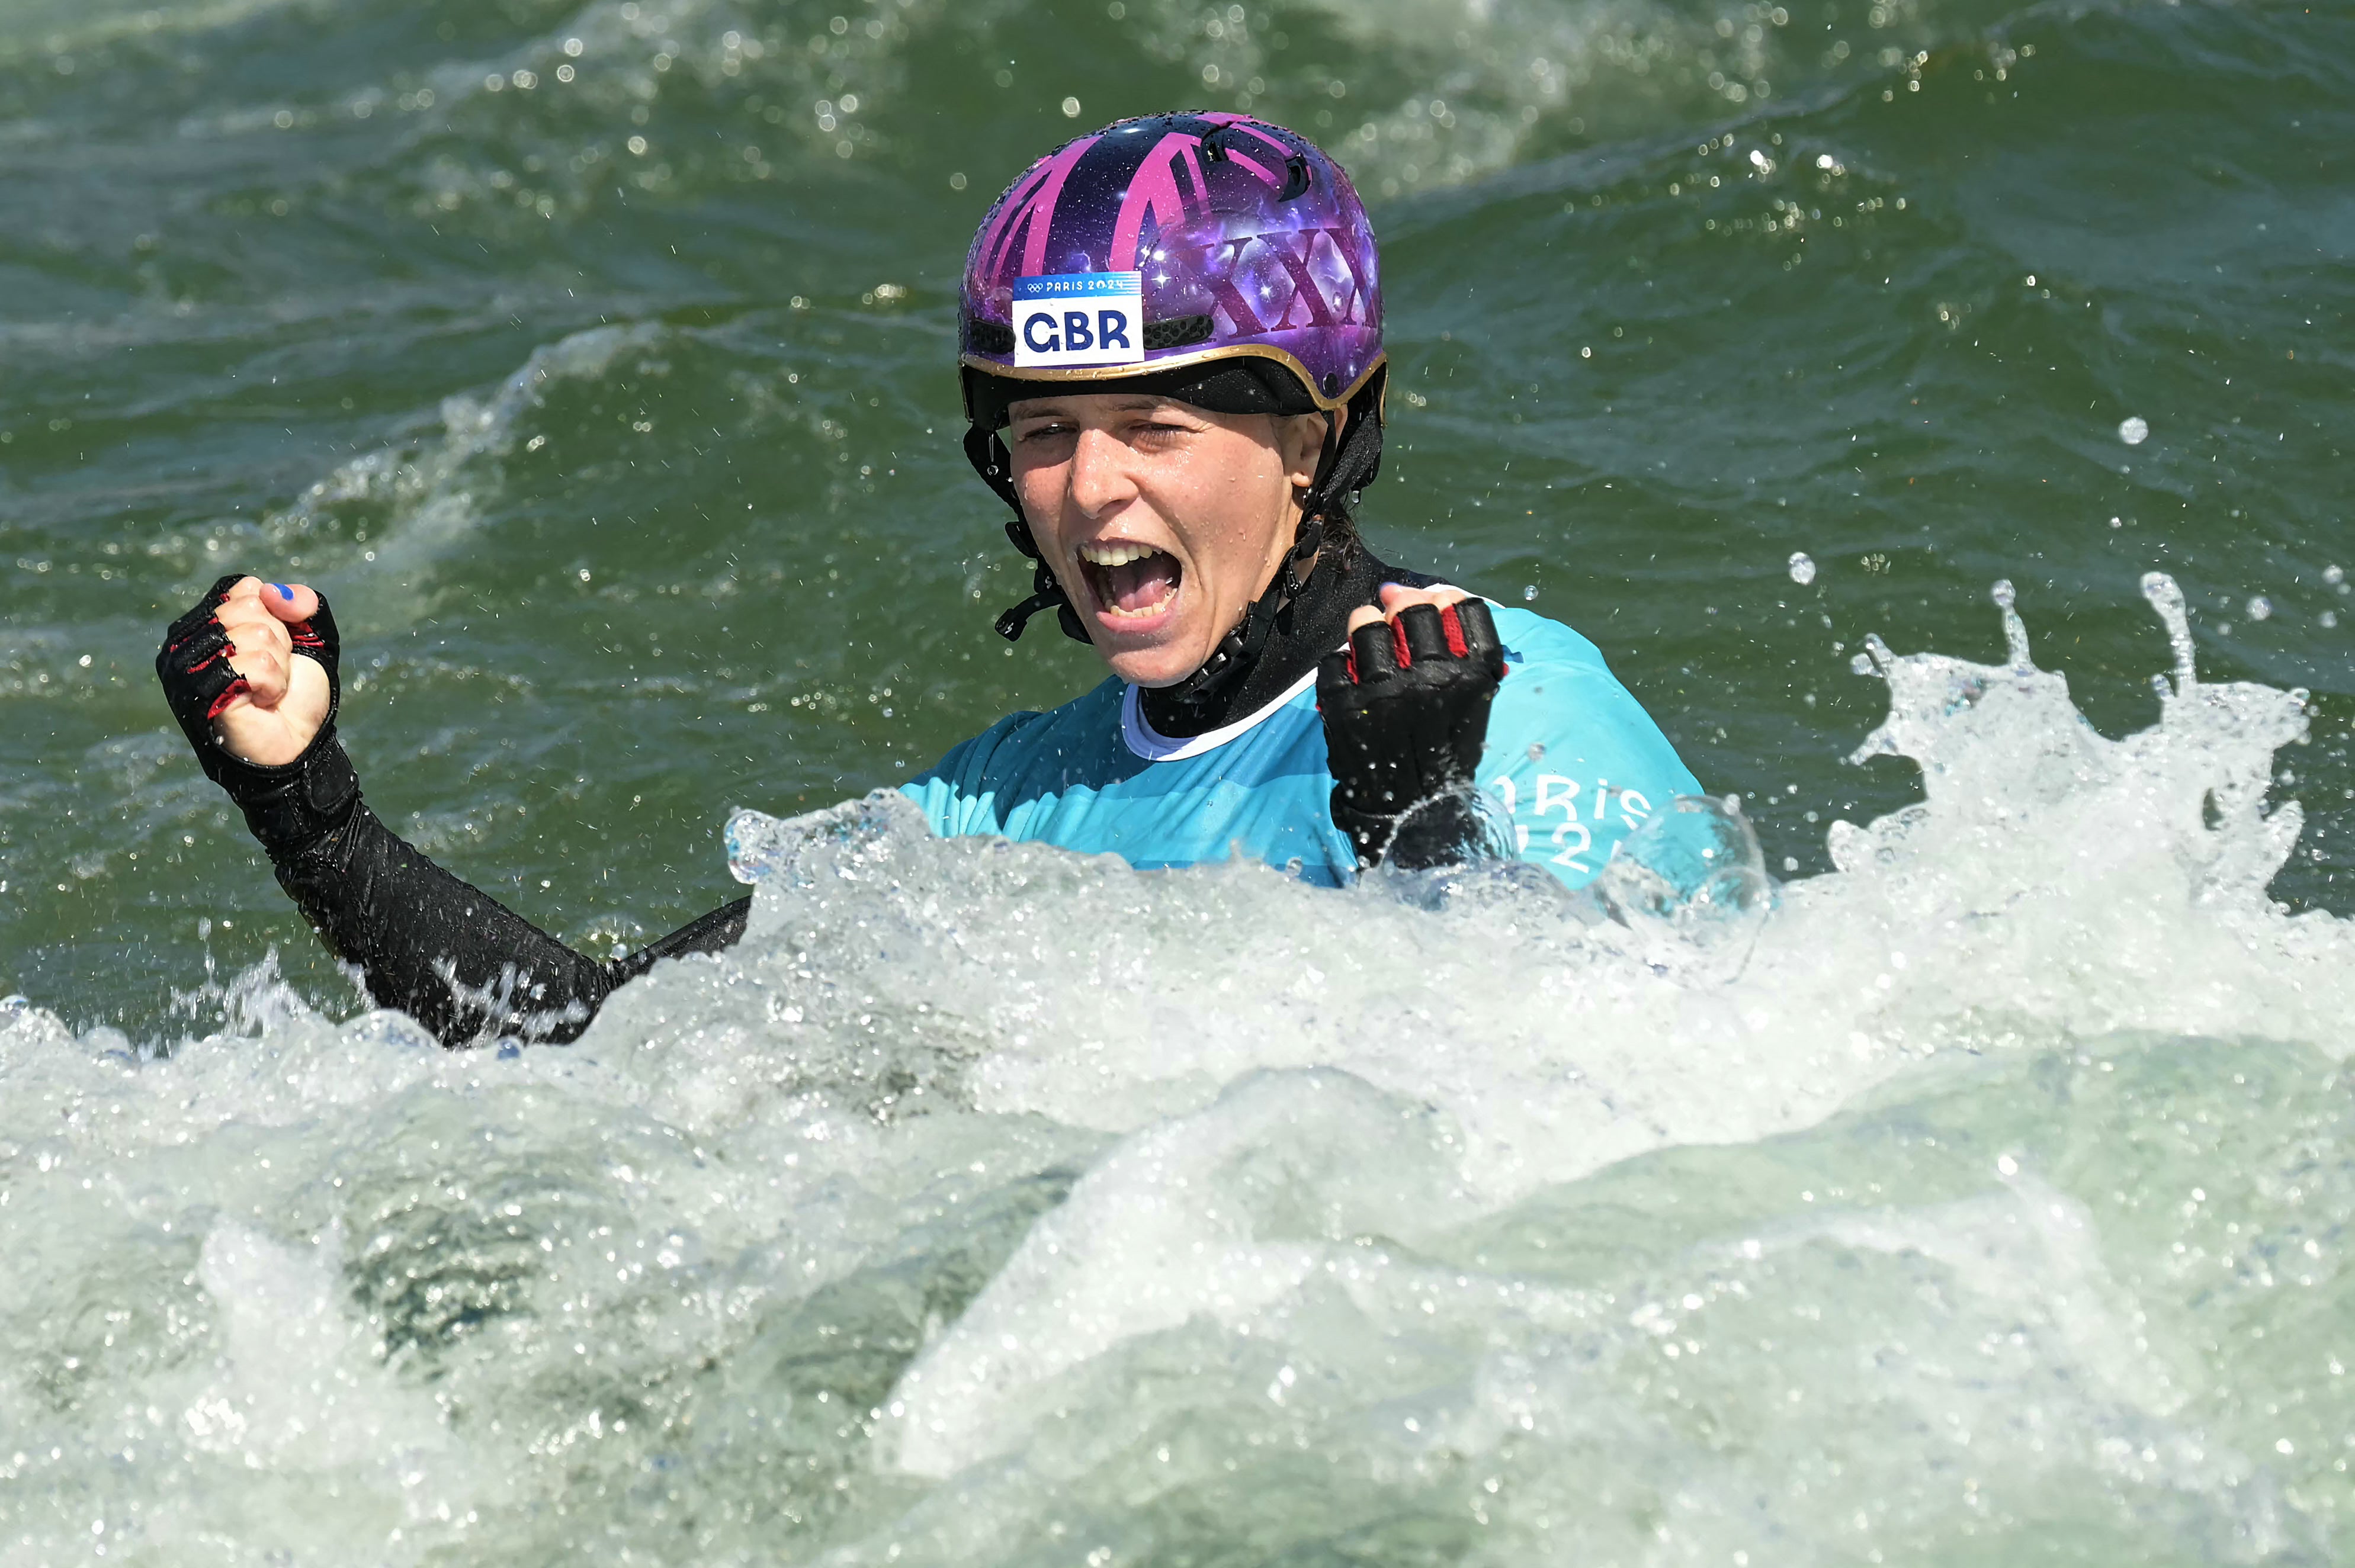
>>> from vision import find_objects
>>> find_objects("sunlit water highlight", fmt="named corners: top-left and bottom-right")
top-left (5, 579), bottom-right (2348, 1563)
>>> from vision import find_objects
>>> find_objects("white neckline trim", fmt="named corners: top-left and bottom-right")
top-left (1121, 666), bottom-right (1320, 761)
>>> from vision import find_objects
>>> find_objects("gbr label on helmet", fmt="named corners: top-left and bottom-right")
top-left (1012, 271), bottom-right (1146, 369)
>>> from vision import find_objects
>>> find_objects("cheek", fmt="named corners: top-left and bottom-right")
top-left (1165, 445), bottom-right (1284, 544)
top-left (1012, 460), bottom-right (1066, 522)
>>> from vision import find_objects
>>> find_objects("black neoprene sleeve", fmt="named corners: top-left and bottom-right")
top-left (269, 800), bottom-right (744, 1045)
top-left (271, 801), bottom-right (748, 1047)
top-left (156, 574), bottom-right (748, 1048)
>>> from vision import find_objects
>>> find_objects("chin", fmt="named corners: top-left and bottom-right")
top-left (1094, 625), bottom-right (1214, 689)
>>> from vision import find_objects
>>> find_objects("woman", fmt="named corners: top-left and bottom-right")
top-left (154, 111), bottom-right (1701, 1047)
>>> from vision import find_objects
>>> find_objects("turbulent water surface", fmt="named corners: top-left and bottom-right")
top-left (4, 0), bottom-right (2354, 1560)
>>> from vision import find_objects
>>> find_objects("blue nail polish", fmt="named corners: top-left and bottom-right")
top-left (273, 583), bottom-right (291, 599)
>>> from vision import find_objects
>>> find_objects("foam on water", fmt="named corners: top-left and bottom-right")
top-left (4, 577), bottom-right (2351, 1561)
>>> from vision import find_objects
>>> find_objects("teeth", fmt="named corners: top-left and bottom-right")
top-left (1079, 541), bottom-right (1162, 567)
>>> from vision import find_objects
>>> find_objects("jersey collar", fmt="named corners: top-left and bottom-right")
top-left (1120, 666), bottom-right (1320, 761)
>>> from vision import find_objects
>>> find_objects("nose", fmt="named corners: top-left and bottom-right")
top-left (1065, 425), bottom-right (1136, 520)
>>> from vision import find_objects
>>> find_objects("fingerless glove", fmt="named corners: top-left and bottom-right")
top-left (1316, 598), bottom-right (1507, 870)
top-left (155, 574), bottom-right (361, 859)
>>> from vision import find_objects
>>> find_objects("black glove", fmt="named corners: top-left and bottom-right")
top-left (1317, 597), bottom-right (1507, 870)
top-left (156, 574), bottom-right (362, 859)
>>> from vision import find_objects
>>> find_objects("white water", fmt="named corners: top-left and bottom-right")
top-left (4, 576), bottom-right (2350, 1564)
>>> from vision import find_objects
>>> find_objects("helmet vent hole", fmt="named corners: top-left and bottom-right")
top-left (1143, 313), bottom-right (1215, 351)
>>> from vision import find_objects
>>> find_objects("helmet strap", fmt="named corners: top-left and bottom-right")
top-left (970, 429), bottom-right (1091, 645)
top-left (1297, 367), bottom-right (1386, 523)
top-left (1154, 508), bottom-right (1330, 709)
top-left (1156, 397), bottom-right (1359, 708)
top-left (989, 514), bottom-right (1092, 644)
top-left (964, 425), bottom-right (1024, 516)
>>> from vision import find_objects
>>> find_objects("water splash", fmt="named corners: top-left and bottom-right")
top-left (2144, 568), bottom-right (2199, 696)
top-left (2, 575), bottom-right (2350, 1562)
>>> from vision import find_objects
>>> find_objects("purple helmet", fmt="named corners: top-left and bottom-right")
top-left (958, 113), bottom-right (1388, 644)
top-left (960, 111), bottom-right (1384, 425)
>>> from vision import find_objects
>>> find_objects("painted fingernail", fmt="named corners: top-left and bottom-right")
top-left (273, 583), bottom-right (292, 600)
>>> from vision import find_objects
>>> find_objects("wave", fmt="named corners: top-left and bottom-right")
top-left (4, 573), bottom-right (2346, 1560)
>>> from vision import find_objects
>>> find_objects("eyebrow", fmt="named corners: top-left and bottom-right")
top-left (1009, 396), bottom-right (1177, 420)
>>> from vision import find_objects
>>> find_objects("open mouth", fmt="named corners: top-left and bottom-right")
top-left (1076, 541), bottom-right (1183, 625)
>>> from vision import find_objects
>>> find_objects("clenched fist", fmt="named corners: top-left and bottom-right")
top-left (157, 576), bottom-right (335, 767)
top-left (1317, 583), bottom-right (1508, 870)
top-left (156, 573), bottom-right (362, 857)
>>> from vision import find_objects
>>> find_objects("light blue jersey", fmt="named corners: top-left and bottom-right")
top-left (897, 606), bottom-right (1701, 889)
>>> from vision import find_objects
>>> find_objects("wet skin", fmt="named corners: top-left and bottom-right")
top-left (209, 577), bottom-right (328, 766)
top-left (1005, 393), bottom-right (1472, 690)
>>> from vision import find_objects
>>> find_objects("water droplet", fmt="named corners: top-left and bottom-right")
top-left (2324, 563), bottom-right (2344, 587)
top-left (1991, 580), bottom-right (2032, 667)
top-left (2141, 572), bottom-right (2197, 693)
top-left (2117, 416), bottom-right (2149, 445)
top-left (1522, 584), bottom-right (1538, 600)
top-left (1787, 551), bottom-right (1816, 586)
top-left (2246, 595), bottom-right (2273, 622)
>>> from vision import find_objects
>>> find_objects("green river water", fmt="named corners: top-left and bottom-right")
top-left (3, 0), bottom-right (2353, 1561)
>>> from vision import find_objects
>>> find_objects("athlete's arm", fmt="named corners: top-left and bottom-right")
top-left (156, 576), bottom-right (747, 1047)
top-left (269, 806), bottom-right (747, 1045)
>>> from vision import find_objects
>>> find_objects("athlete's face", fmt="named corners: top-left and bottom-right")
top-left (1006, 393), bottom-right (1329, 687)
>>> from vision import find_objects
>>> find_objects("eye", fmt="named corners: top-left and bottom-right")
top-left (1013, 422), bottom-right (1076, 445)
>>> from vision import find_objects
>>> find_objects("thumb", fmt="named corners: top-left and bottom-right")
top-left (259, 581), bottom-right (321, 623)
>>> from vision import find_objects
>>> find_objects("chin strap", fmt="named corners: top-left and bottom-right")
top-left (991, 515), bottom-right (1090, 644)
top-left (968, 426), bottom-right (1090, 645)
top-left (1297, 369), bottom-right (1386, 524)
top-left (1154, 515), bottom-right (1329, 709)
top-left (1157, 398), bottom-right (1367, 710)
